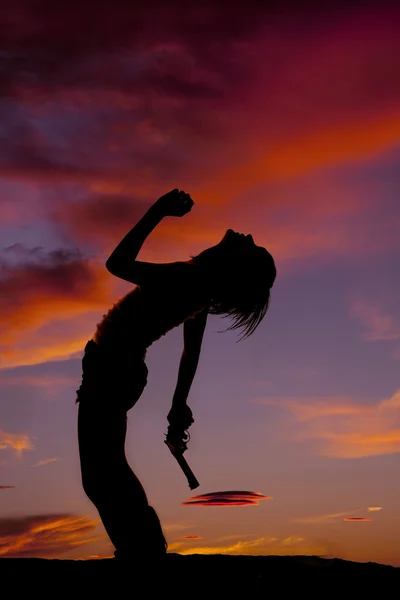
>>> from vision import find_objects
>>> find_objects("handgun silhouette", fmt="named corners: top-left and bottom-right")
top-left (164, 426), bottom-right (199, 490)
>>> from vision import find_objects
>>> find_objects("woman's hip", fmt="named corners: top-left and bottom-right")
top-left (76, 339), bottom-right (148, 411)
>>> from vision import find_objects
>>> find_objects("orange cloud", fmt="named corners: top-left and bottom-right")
top-left (259, 114), bottom-right (400, 184)
top-left (182, 491), bottom-right (272, 507)
top-left (0, 514), bottom-right (100, 558)
top-left (344, 518), bottom-right (372, 522)
top-left (163, 522), bottom-right (193, 533)
top-left (295, 508), bottom-right (378, 524)
top-left (258, 389), bottom-right (400, 458)
top-left (0, 428), bottom-right (34, 457)
top-left (32, 457), bottom-right (59, 467)
top-left (183, 535), bottom-right (203, 540)
top-left (281, 536), bottom-right (305, 545)
top-left (368, 507), bottom-right (383, 512)
top-left (197, 113), bottom-right (400, 212)
top-left (294, 512), bottom-right (354, 525)
top-left (169, 535), bottom-right (325, 557)
top-left (0, 245), bottom-right (117, 368)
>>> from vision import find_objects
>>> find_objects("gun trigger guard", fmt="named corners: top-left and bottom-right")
top-left (165, 428), bottom-right (189, 454)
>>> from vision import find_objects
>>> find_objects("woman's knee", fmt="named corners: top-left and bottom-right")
top-left (81, 468), bottom-right (102, 505)
top-left (81, 462), bottom-right (118, 505)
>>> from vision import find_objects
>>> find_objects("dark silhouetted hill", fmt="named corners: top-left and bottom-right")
top-left (1, 554), bottom-right (399, 597)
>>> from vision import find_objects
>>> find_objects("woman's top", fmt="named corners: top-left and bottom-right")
top-left (93, 264), bottom-right (208, 360)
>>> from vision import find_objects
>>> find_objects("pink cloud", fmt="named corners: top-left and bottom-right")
top-left (350, 300), bottom-right (400, 341)
top-left (182, 490), bottom-right (272, 507)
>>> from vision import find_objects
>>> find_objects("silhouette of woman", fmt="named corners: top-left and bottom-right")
top-left (76, 189), bottom-right (276, 564)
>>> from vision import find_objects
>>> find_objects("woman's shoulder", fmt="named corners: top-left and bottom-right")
top-left (139, 260), bottom-right (203, 289)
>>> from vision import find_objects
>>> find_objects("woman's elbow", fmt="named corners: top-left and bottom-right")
top-left (105, 258), bottom-right (121, 276)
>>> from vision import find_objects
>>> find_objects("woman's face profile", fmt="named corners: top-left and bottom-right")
top-left (193, 230), bottom-right (271, 280)
top-left (219, 229), bottom-right (255, 249)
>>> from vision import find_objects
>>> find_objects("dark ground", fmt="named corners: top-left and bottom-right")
top-left (1, 554), bottom-right (399, 598)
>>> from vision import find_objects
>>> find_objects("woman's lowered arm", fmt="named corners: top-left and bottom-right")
top-left (168, 308), bottom-right (208, 429)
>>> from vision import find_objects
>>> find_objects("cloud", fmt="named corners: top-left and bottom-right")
top-left (170, 536), bottom-right (268, 555)
top-left (0, 428), bottom-right (34, 457)
top-left (52, 193), bottom-right (152, 244)
top-left (281, 536), bottom-right (305, 545)
top-left (169, 534), bottom-right (326, 556)
top-left (344, 517), bottom-right (372, 522)
top-left (2, 1), bottom-right (400, 196)
top-left (0, 371), bottom-right (77, 401)
top-left (350, 300), bottom-right (400, 341)
top-left (1, 1), bottom-right (400, 372)
top-left (0, 244), bottom-right (115, 368)
top-left (0, 1), bottom-right (267, 186)
top-left (81, 553), bottom-right (115, 560)
top-left (294, 511), bottom-right (357, 524)
top-left (0, 486), bottom-right (15, 490)
top-left (0, 1), bottom-right (275, 94)
top-left (214, 533), bottom-right (264, 543)
top-left (0, 514), bottom-right (100, 558)
top-left (163, 522), bottom-right (193, 533)
top-left (32, 457), bottom-right (58, 467)
top-left (368, 506), bottom-right (383, 512)
top-left (294, 508), bottom-right (379, 524)
top-left (183, 535), bottom-right (203, 540)
top-left (0, 372), bottom-right (75, 389)
top-left (182, 490), bottom-right (272, 507)
top-left (258, 389), bottom-right (400, 458)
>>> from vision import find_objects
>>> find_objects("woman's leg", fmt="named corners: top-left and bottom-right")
top-left (77, 345), bottom-right (167, 560)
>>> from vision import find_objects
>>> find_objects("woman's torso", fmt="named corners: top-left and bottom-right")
top-left (93, 264), bottom-right (209, 358)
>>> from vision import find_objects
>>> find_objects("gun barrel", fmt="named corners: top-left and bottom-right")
top-left (165, 440), bottom-right (200, 490)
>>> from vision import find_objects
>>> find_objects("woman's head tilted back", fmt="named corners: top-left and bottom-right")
top-left (191, 229), bottom-right (276, 340)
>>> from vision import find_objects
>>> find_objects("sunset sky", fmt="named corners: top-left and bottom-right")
top-left (1, 0), bottom-right (400, 565)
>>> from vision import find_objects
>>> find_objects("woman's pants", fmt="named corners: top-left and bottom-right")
top-left (76, 340), bottom-right (167, 560)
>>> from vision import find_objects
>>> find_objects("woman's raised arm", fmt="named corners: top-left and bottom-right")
top-left (106, 189), bottom-right (194, 283)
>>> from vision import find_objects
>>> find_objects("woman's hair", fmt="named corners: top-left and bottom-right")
top-left (191, 244), bottom-right (276, 341)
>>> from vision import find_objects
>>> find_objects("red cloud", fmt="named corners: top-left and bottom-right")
top-left (2, 1), bottom-right (400, 191)
top-left (0, 514), bottom-right (100, 558)
top-left (0, 245), bottom-right (98, 308)
top-left (0, 486), bottom-right (15, 489)
top-left (182, 490), bottom-right (272, 507)
top-left (183, 535), bottom-right (203, 540)
top-left (2, 0), bottom-right (400, 375)
top-left (344, 517), bottom-right (372, 522)
top-left (53, 194), bottom-right (153, 243)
